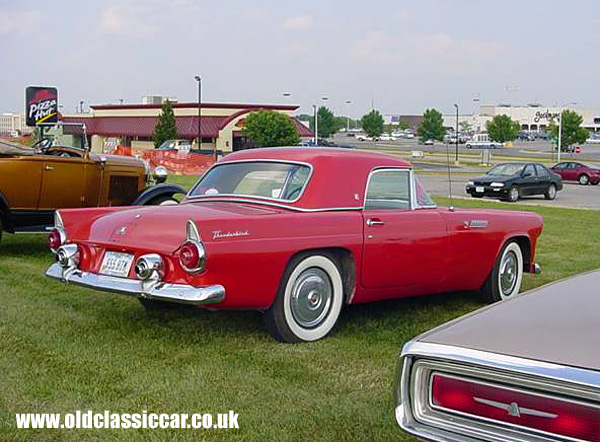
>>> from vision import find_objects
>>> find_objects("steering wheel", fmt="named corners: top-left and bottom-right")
top-left (286, 186), bottom-right (302, 200)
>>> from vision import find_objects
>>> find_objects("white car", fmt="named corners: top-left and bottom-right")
top-left (379, 134), bottom-right (397, 141)
top-left (466, 141), bottom-right (502, 149)
top-left (356, 135), bottom-right (380, 142)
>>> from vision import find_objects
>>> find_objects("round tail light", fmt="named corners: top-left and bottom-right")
top-left (48, 228), bottom-right (65, 253)
top-left (179, 240), bottom-right (206, 273)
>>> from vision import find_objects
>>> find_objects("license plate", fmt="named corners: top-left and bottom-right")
top-left (100, 251), bottom-right (134, 277)
top-left (476, 186), bottom-right (484, 193)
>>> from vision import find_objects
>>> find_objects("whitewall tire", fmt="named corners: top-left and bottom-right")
top-left (481, 241), bottom-right (524, 303)
top-left (264, 253), bottom-right (344, 343)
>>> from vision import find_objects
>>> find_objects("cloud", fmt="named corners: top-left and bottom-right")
top-left (0, 8), bottom-right (41, 35)
top-left (281, 15), bottom-right (314, 30)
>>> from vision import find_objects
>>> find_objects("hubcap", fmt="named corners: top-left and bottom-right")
top-left (581, 175), bottom-right (589, 184)
top-left (549, 186), bottom-right (556, 197)
top-left (290, 267), bottom-right (333, 329)
top-left (500, 251), bottom-right (518, 296)
top-left (511, 188), bottom-right (518, 200)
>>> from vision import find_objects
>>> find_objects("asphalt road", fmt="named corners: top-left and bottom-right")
top-left (419, 174), bottom-right (600, 210)
top-left (333, 134), bottom-right (600, 162)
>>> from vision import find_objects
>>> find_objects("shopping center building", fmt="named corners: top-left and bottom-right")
top-left (62, 100), bottom-right (312, 153)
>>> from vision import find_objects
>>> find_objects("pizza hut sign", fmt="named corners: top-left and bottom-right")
top-left (25, 86), bottom-right (58, 127)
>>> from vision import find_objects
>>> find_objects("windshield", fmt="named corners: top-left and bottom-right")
top-left (189, 161), bottom-right (312, 202)
top-left (487, 163), bottom-right (525, 176)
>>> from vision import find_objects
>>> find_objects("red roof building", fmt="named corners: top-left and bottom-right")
top-left (62, 101), bottom-right (312, 154)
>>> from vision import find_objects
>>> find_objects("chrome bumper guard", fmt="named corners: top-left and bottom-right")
top-left (46, 263), bottom-right (225, 306)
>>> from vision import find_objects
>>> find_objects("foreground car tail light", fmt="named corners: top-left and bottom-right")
top-left (431, 373), bottom-right (600, 442)
top-left (179, 241), bottom-right (205, 273)
top-left (48, 228), bottom-right (65, 253)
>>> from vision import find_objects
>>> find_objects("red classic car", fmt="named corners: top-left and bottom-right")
top-left (46, 147), bottom-right (543, 342)
top-left (550, 161), bottom-right (600, 185)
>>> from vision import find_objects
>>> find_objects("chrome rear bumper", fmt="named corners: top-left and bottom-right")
top-left (46, 263), bottom-right (225, 306)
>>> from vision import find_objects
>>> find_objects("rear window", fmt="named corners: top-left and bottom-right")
top-left (189, 161), bottom-right (311, 202)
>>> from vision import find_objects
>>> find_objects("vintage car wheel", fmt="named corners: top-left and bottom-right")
top-left (506, 185), bottom-right (520, 202)
top-left (264, 253), bottom-right (344, 343)
top-left (147, 195), bottom-right (179, 206)
top-left (481, 241), bottom-right (524, 303)
top-left (578, 174), bottom-right (590, 185)
top-left (544, 183), bottom-right (557, 200)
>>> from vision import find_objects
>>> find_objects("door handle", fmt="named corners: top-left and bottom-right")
top-left (45, 165), bottom-right (54, 171)
top-left (366, 218), bottom-right (385, 227)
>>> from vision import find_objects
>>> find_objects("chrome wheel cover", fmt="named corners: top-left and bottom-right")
top-left (500, 251), bottom-right (518, 296)
top-left (510, 187), bottom-right (519, 201)
top-left (290, 267), bottom-right (333, 329)
top-left (580, 175), bottom-right (589, 185)
top-left (548, 185), bottom-right (556, 198)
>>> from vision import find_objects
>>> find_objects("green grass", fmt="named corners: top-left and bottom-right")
top-left (1, 199), bottom-right (599, 442)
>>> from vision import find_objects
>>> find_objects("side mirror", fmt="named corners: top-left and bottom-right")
top-left (153, 166), bottom-right (168, 184)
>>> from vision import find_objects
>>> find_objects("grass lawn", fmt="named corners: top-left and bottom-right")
top-left (1, 194), bottom-right (599, 442)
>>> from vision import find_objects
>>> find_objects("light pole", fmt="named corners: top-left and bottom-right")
top-left (313, 104), bottom-right (318, 145)
top-left (454, 103), bottom-right (459, 163)
top-left (194, 76), bottom-right (204, 155)
top-left (345, 100), bottom-right (352, 131)
top-left (557, 101), bottom-right (577, 163)
top-left (79, 100), bottom-right (84, 114)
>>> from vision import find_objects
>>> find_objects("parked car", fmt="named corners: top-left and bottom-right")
top-left (0, 139), bottom-right (185, 243)
top-left (466, 162), bottom-right (563, 202)
top-left (356, 134), bottom-right (380, 141)
top-left (550, 162), bottom-right (600, 185)
top-left (46, 147), bottom-right (542, 342)
top-left (156, 139), bottom-right (193, 151)
top-left (466, 140), bottom-right (502, 148)
top-left (379, 134), bottom-right (397, 141)
top-left (395, 269), bottom-right (600, 442)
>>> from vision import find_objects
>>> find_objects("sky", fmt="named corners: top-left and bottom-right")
top-left (2, 0), bottom-right (600, 118)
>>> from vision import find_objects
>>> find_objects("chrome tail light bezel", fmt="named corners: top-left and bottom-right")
top-left (179, 220), bottom-right (206, 273)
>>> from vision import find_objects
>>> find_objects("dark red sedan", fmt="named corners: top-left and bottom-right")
top-left (550, 161), bottom-right (600, 185)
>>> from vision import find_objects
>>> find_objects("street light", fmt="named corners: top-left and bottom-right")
top-left (454, 103), bottom-right (459, 163)
top-left (194, 76), bottom-right (204, 156)
top-left (557, 101), bottom-right (577, 163)
top-left (79, 100), bottom-right (84, 114)
top-left (345, 100), bottom-right (352, 132)
top-left (313, 104), bottom-right (318, 145)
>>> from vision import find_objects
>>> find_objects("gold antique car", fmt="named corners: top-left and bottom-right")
top-left (0, 138), bottom-right (186, 243)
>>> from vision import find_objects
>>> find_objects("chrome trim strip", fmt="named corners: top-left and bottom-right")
top-left (186, 159), bottom-right (314, 204)
top-left (46, 263), bottom-right (224, 306)
top-left (395, 341), bottom-right (600, 442)
top-left (184, 197), bottom-right (361, 213)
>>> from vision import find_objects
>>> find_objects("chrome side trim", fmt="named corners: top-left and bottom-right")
top-left (184, 197), bottom-right (361, 213)
top-left (46, 263), bottom-right (224, 306)
top-left (186, 159), bottom-right (314, 204)
top-left (395, 341), bottom-right (600, 442)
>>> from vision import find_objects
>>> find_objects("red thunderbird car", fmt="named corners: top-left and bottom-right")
top-left (46, 148), bottom-right (543, 342)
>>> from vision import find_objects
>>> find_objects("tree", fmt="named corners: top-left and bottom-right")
top-left (243, 110), bottom-right (300, 147)
top-left (418, 109), bottom-right (445, 142)
top-left (153, 100), bottom-right (178, 148)
top-left (398, 120), bottom-right (411, 131)
top-left (361, 109), bottom-right (384, 137)
top-left (307, 106), bottom-right (337, 138)
top-left (548, 110), bottom-right (589, 151)
top-left (486, 114), bottom-right (520, 143)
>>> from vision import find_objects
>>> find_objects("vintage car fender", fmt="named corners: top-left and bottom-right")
top-left (131, 183), bottom-right (187, 206)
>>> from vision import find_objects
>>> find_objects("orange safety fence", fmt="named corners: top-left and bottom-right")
top-left (113, 146), bottom-right (216, 175)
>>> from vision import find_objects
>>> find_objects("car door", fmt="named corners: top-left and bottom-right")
top-left (552, 162), bottom-right (568, 180)
top-left (534, 164), bottom-right (552, 191)
top-left (361, 168), bottom-right (447, 294)
top-left (519, 164), bottom-right (538, 195)
top-left (38, 154), bottom-right (88, 210)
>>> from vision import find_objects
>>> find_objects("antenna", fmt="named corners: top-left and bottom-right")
top-left (445, 127), bottom-right (454, 212)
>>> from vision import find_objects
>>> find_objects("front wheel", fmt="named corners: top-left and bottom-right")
top-left (544, 183), bottom-right (557, 200)
top-left (579, 174), bottom-right (590, 185)
top-left (480, 241), bottom-right (524, 303)
top-left (506, 185), bottom-right (520, 202)
top-left (263, 253), bottom-right (344, 343)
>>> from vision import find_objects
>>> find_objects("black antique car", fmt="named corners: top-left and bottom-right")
top-left (466, 162), bottom-right (563, 202)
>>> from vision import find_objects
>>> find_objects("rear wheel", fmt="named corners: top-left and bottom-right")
top-left (481, 241), bottom-right (524, 303)
top-left (592, 181), bottom-right (599, 186)
top-left (579, 174), bottom-right (590, 185)
top-left (506, 185), bottom-right (520, 202)
top-left (544, 183), bottom-right (557, 200)
top-left (263, 253), bottom-right (344, 343)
